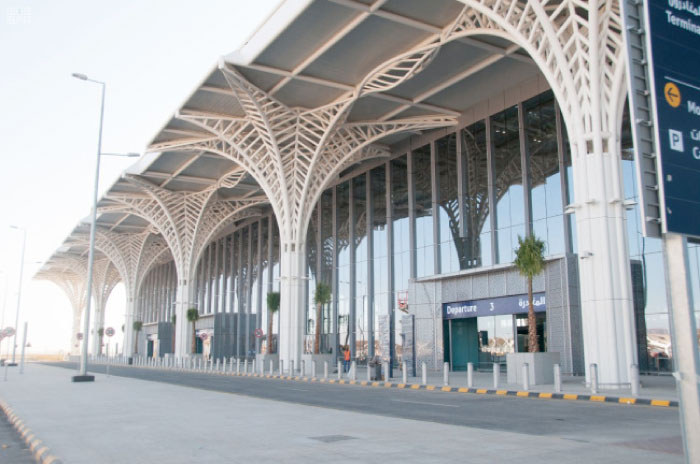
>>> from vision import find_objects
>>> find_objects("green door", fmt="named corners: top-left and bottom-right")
top-left (450, 319), bottom-right (478, 371)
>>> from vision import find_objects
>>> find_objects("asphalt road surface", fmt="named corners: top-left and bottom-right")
top-left (48, 361), bottom-right (681, 452)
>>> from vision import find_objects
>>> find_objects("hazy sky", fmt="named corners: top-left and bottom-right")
top-left (0, 0), bottom-right (280, 355)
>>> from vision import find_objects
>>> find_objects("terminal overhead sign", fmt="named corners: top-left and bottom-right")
top-left (647, 0), bottom-right (700, 237)
top-left (443, 293), bottom-right (545, 320)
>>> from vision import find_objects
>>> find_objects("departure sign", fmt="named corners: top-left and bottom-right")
top-left (647, 0), bottom-right (700, 237)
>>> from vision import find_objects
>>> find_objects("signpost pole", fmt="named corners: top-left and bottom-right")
top-left (662, 234), bottom-right (700, 463)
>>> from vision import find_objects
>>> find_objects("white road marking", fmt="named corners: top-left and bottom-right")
top-left (391, 399), bottom-right (458, 408)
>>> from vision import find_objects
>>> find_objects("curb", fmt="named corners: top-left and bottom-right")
top-left (0, 399), bottom-right (63, 464)
top-left (123, 363), bottom-right (678, 408)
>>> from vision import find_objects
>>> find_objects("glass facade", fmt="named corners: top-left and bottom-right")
top-left (136, 88), bottom-right (700, 372)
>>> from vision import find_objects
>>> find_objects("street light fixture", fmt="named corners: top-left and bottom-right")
top-left (7, 225), bottom-right (26, 366)
top-left (71, 72), bottom-right (107, 382)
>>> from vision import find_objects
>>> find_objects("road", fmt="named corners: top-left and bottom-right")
top-left (50, 361), bottom-right (680, 450)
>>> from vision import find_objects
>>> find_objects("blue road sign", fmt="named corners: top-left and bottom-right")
top-left (647, 1), bottom-right (700, 237)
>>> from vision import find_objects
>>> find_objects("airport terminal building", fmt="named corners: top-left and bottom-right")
top-left (37, 0), bottom-right (700, 388)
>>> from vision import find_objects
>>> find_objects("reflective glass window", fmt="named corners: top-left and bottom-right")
top-left (461, 120), bottom-right (491, 268)
top-left (371, 166), bottom-right (389, 359)
top-left (493, 105), bottom-right (525, 263)
top-left (336, 184), bottom-right (350, 353)
top-left (353, 175), bottom-right (368, 361)
top-left (436, 132), bottom-right (466, 273)
top-left (413, 144), bottom-right (434, 277)
top-left (525, 92), bottom-right (565, 256)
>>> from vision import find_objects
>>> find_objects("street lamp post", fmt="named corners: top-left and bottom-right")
top-left (71, 73), bottom-right (139, 382)
top-left (71, 72), bottom-right (105, 382)
top-left (8, 225), bottom-right (26, 366)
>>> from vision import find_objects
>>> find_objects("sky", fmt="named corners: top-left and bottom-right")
top-left (0, 0), bottom-right (280, 355)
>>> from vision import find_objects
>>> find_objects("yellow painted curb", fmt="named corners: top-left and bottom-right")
top-left (538, 392), bottom-right (553, 399)
top-left (619, 397), bottom-right (636, 405)
top-left (496, 390), bottom-right (508, 395)
top-left (411, 384), bottom-right (421, 390)
top-left (563, 394), bottom-right (578, 400)
top-left (441, 386), bottom-right (451, 392)
top-left (426, 385), bottom-right (436, 391)
top-left (476, 389), bottom-right (488, 394)
top-left (516, 391), bottom-right (529, 397)
top-left (590, 395), bottom-right (606, 402)
top-left (651, 399), bottom-right (670, 407)
top-left (458, 387), bottom-right (469, 393)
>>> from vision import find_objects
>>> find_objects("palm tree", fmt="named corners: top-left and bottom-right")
top-left (132, 321), bottom-right (143, 355)
top-left (97, 328), bottom-right (104, 355)
top-left (313, 282), bottom-right (331, 354)
top-left (266, 292), bottom-right (280, 354)
top-left (514, 234), bottom-right (546, 353)
top-left (186, 308), bottom-right (199, 354)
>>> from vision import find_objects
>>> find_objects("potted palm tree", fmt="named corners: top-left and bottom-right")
top-left (266, 292), bottom-right (280, 354)
top-left (133, 321), bottom-right (143, 356)
top-left (186, 308), bottom-right (199, 355)
top-left (300, 282), bottom-right (336, 374)
top-left (506, 235), bottom-right (559, 385)
top-left (313, 283), bottom-right (331, 354)
top-left (97, 328), bottom-right (104, 355)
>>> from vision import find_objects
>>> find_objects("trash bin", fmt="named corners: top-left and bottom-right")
top-left (368, 361), bottom-right (382, 381)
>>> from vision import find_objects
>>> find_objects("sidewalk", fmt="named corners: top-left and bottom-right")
top-left (0, 364), bottom-right (682, 464)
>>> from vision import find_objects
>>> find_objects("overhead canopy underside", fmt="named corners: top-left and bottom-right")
top-left (40, 0), bottom-right (543, 277)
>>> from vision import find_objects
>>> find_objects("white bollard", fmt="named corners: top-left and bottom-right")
top-left (493, 363), bottom-right (500, 389)
top-left (443, 362), bottom-right (450, 386)
top-left (279, 359), bottom-right (283, 375)
top-left (236, 358), bottom-right (241, 374)
top-left (209, 359), bottom-right (214, 371)
top-left (301, 360), bottom-right (306, 377)
top-left (421, 362), bottom-right (427, 385)
top-left (467, 362), bottom-right (474, 388)
top-left (402, 361), bottom-right (407, 384)
top-left (216, 359), bottom-right (220, 371)
top-left (312, 360), bottom-right (317, 378)
top-left (350, 361), bottom-right (357, 381)
top-left (590, 363), bottom-right (598, 394)
top-left (290, 360), bottom-right (294, 376)
top-left (244, 359), bottom-right (248, 374)
top-left (630, 364), bottom-right (640, 397)
top-left (554, 364), bottom-right (561, 393)
top-left (367, 362), bottom-right (372, 382)
top-left (338, 360), bottom-right (343, 380)
top-left (383, 361), bottom-right (389, 382)
top-left (522, 363), bottom-right (530, 391)
top-left (197, 358), bottom-right (202, 370)
top-left (269, 359), bottom-right (274, 375)
top-left (252, 359), bottom-right (257, 374)
top-left (324, 361), bottom-right (329, 379)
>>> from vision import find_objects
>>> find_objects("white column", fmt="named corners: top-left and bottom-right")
top-left (70, 306), bottom-right (83, 356)
top-left (571, 131), bottom-right (637, 388)
top-left (278, 240), bottom-right (305, 372)
top-left (123, 295), bottom-right (136, 357)
top-left (174, 279), bottom-right (194, 358)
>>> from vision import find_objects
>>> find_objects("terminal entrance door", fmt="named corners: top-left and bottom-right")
top-left (449, 319), bottom-right (478, 371)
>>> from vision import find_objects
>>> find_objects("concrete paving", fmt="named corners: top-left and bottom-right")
top-left (0, 363), bottom-right (683, 463)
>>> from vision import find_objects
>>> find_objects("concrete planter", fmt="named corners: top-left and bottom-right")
top-left (506, 352), bottom-right (560, 385)
top-left (302, 353), bottom-right (337, 376)
top-left (256, 352), bottom-right (279, 372)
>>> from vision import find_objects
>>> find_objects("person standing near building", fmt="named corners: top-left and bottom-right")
top-left (343, 345), bottom-right (351, 373)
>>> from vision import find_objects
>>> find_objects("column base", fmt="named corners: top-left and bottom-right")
top-left (71, 375), bottom-right (95, 382)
